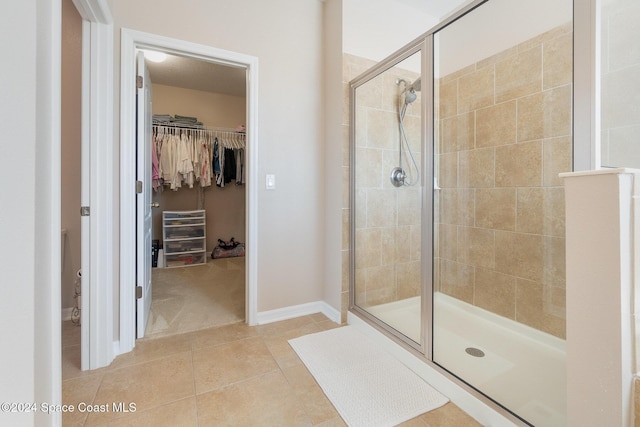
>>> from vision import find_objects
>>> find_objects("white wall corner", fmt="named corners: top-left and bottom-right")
top-left (319, 301), bottom-right (342, 324)
top-left (256, 301), bottom-right (341, 325)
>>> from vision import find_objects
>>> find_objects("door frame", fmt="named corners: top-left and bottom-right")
top-left (135, 51), bottom-right (153, 338)
top-left (119, 29), bottom-right (259, 353)
top-left (73, 0), bottom-right (115, 370)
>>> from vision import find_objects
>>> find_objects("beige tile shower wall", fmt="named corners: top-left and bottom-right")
top-left (436, 23), bottom-right (572, 338)
top-left (342, 54), bottom-right (422, 311)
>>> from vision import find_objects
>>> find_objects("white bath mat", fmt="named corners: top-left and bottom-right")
top-left (288, 326), bottom-right (448, 427)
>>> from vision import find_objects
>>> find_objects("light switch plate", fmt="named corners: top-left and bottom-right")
top-left (266, 174), bottom-right (276, 190)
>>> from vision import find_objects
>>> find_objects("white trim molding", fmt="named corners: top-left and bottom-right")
top-left (71, 0), bottom-right (112, 24)
top-left (257, 301), bottom-right (342, 325)
top-left (119, 29), bottom-right (260, 353)
top-left (82, 18), bottom-right (115, 370)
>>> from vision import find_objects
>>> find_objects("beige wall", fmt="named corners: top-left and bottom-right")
top-left (151, 84), bottom-right (245, 128)
top-left (322, 0), bottom-right (345, 318)
top-left (61, 0), bottom-right (82, 310)
top-left (435, 23), bottom-right (573, 338)
top-left (108, 0), bottom-right (327, 311)
top-left (150, 84), bottom-right (246, 252)
top-left (601, 0), bottom-right (640, 168)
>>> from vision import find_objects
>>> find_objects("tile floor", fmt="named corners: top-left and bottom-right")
top-left (62, 315), bottom-right (482, 426)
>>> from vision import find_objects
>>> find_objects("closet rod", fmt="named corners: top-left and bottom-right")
top-left (152, 123), bottom-right (245, 134)
top-left (153, 124), bottom-right (246, 149)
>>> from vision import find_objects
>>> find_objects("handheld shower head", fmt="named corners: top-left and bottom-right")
top-left (404, 88), bottom-right (417, 104)
top-left (401, 77), bottom-right (421, 105)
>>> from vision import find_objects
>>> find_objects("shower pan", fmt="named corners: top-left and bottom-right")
top-left (349, 0), bottom-right (573, 425)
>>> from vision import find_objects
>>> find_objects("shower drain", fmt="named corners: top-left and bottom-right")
top-left (465, 347), bottom-right (485, 358)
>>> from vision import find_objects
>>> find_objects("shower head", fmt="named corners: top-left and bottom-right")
top-left (404, 88), bottom-right (417, 104)
top-left (401, 77), bottom-right (421, 105)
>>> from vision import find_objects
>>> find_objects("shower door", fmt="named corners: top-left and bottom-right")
top-left (350, 0), bottom-right (573, 424)
top-left (432, 0), bottom-right (572, 425)
top-left (350, 46), bottom-right (427, 350)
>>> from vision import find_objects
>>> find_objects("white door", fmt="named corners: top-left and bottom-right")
top-left (80, 77), bottom-right (91, 370)
top-left (136, 51), bottom-right (153, 338)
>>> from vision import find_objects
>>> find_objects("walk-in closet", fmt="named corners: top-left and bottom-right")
top-left (145, 52), bottom-right (247, 338)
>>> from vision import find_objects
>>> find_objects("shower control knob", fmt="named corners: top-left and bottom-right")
top-left (390, 167), bottom-right (406, 187)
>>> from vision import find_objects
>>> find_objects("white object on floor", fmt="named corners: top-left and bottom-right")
top-left (157, 249), bottom-right (164, 268)
top-left (289, 326), bottom-right (448, 427)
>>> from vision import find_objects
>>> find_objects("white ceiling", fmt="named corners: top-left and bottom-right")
top-left (145, 53), bottom-right (247, 97)
top-left (144, 0), bottom-right (468, 96)
top-left (393, 0), bottom-right (471, 18)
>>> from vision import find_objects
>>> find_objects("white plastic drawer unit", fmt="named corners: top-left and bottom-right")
top-left (162, 210), bottom-right (206, 268)
top-left (164, 252), bottom-right (206, 268)
top-left (164, 225), bottom-right (205, 240)
top-left (164, 239), bottom-right (206, 253)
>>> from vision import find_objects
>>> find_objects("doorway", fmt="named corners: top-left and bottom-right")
top-left (142, 52), bottom-right (248, 338)
top-left (60, 0), bottom-right (84, 378)
top-left (119, 29), bottom-right (259, 354)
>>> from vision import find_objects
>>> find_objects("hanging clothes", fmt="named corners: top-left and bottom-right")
top-left (152, 132), bottom-right (161, 191)
top-left (223, 148), bottom-right (236, 184)
top-left (234, 148), bottom-right (244, 185)
top-left (215, 140), bottom-right (226, 187)
top-left (213, 137), bottom-right (221, 176)
top-left (152, 124), bottom-right (245, 190)
top-left (199, 138), bottom-right (212, 187)
top-left (177, 133), bottom-right (194, 188)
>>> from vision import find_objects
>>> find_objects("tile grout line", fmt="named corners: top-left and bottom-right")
top-left (188, 341), bottom-right (200, 427)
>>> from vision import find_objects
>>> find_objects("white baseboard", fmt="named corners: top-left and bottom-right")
top-left (61, 307), bottom-right (73, 321)
top-left (317, 301), bottom-right (341, 324)
top-left (256, 300), bottom-right (341, 325)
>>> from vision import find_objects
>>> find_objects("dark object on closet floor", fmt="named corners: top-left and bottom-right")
top-left (152, 239), bottom-right (160, 268)
top-left (217, 237), bottom-right (239, 249)
top-left (212, 237), bottom-right (245, 259)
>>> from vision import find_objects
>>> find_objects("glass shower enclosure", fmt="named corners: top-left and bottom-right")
top-left (349, 0), bottom-right (572, 425)
top-left (350, 45), bottom-right (428, 351)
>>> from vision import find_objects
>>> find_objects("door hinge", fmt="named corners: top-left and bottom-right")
top-left (136, 286), bottom-right (143, 299)
top-left (80, 206), bottom-right (90, 217)
top-left (136, 180), bottom-right (143, 193)
top-left (136, 75), bottom-right (143, 89)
